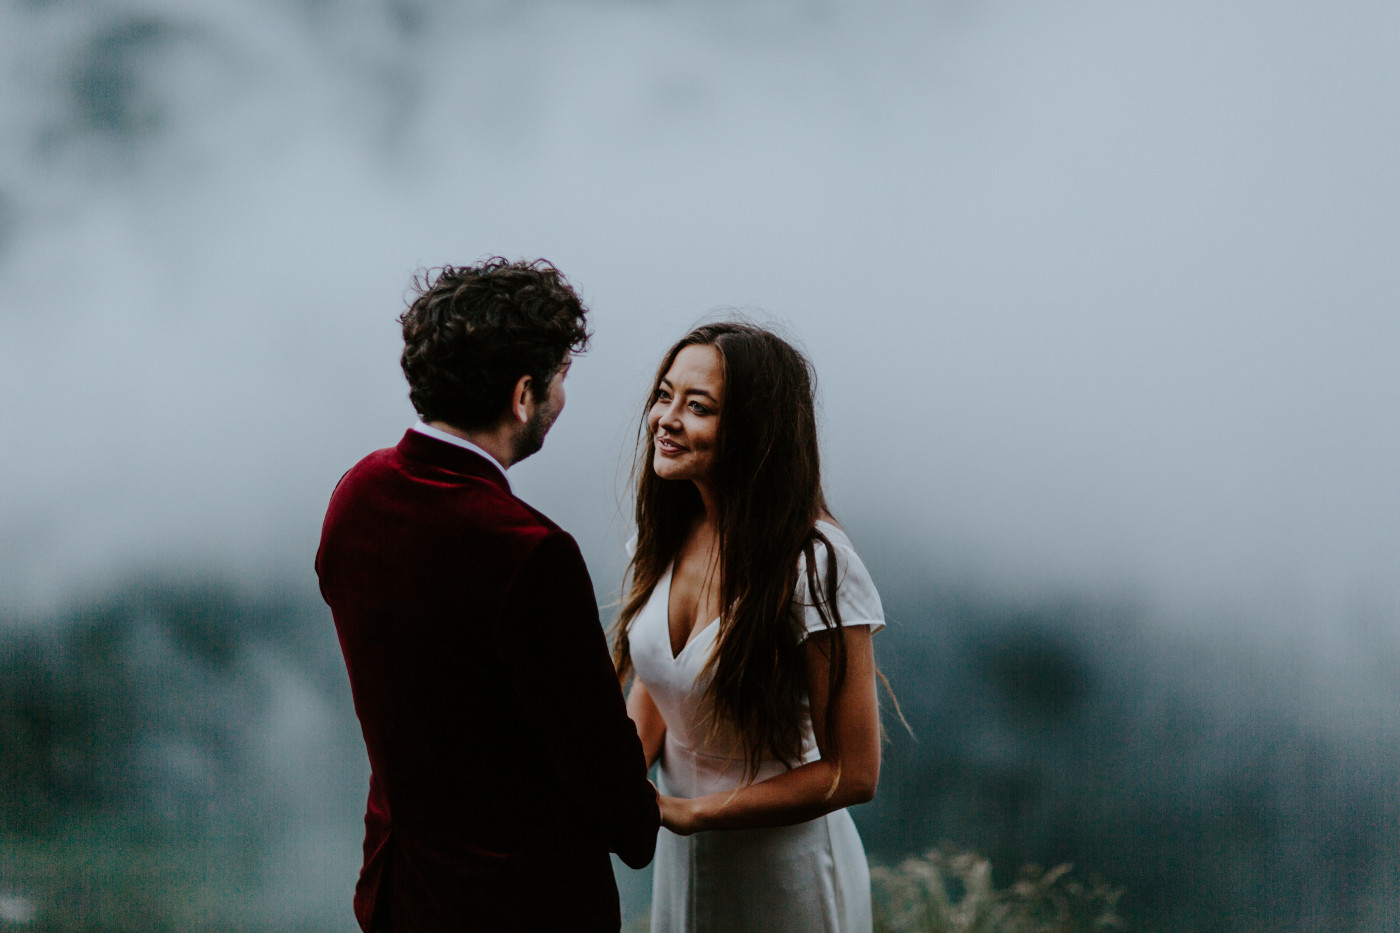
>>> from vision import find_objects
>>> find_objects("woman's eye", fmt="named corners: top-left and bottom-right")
top-left (654, 388), bottom-right (671, 402)
top-left (689, 401), bottom-right (712, 415)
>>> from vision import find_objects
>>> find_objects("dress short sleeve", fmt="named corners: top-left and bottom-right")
top-left (794, 524), bottom-right (885, 640)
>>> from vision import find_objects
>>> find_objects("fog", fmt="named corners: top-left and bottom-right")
top-left (2, 0), bottom-right (1395, 615)
top-left (1, 0), bottom-right (1398, 929)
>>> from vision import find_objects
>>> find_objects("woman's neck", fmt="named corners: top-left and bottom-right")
top-left (693, 480), bottom-right (719, 530)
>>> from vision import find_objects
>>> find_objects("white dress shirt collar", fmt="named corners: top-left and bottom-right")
top-left (410, 420), bottom-right (510, 487)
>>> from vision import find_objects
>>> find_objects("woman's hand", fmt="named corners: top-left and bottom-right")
top-left (659, 795), bottom-right (700, 836)
top-left (647, 627), bottom-right (881, 834)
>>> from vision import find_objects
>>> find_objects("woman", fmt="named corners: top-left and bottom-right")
top-left (613, 322), bottom-right (885, 932)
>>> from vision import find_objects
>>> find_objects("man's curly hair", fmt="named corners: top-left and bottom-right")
top-left (399, 258), bottom-right (591, 430)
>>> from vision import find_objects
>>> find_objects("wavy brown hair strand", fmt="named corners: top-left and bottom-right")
top-left (613, 322), bottom-right (851, 782)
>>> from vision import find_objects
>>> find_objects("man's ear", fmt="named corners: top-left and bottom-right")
top-left (510, 374), bottom-right (534, 424)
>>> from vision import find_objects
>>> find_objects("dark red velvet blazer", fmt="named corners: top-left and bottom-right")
top-left (316, 430), bottom-right (659, 932)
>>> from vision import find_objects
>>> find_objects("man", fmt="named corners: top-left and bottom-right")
top-left (316, 259), bottom-right (659, 932)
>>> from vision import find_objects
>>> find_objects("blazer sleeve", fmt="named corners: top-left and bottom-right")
top-left (495, 530), bottom-right (660, 868)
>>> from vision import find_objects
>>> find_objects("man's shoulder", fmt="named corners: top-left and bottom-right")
top-left (481, 499), bottom-right (580, 572)
top-left (509, 497), bottom-right (563, 535)
top-left (322, 439), bottom-right (578, 560)
top-left (332, 444), bottom-right (402, 489)
top-left (392, 458), bottom-right (572, 556)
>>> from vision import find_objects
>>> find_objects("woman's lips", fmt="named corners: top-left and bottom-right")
top-left (656, 436), bottom-right (687, 454)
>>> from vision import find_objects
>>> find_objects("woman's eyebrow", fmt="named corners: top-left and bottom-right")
top-left (658, 375), bottom-right (716, 400)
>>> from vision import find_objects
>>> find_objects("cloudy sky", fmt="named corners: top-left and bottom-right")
top-left (1, 0), bottom-right (1395, 639)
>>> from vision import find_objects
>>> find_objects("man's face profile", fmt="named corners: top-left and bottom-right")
top-left (512, 359), bottom-right (570, 463)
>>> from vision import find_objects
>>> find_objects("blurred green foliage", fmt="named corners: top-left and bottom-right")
top-left (873, 849), bottom-right (1123, 933)
top-left (0, 578), bottom-right (338, 930)
top-left (1, 569), bottom-right (1396, 931)
top-left (1, 579), bottom-right (287, 834)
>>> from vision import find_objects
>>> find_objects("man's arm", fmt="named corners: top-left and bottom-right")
top-left (495, 530), bottom-right (660, 868)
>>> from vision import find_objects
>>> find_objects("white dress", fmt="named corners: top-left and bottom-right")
top-left (628, 521), bottom-right (885, 933)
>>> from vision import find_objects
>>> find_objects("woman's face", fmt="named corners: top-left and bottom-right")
top-left (649, 343), bottom-right (723, 486)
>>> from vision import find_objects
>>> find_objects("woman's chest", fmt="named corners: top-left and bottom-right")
top-left (666, 543), bottom-right (722, 657)
top-left (630, 571), bottom-right (716, 707)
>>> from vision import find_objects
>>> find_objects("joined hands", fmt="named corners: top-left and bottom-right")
top-left (659, 794), bottom-right (700, 836)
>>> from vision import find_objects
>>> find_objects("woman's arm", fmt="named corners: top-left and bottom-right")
top-left (659, 625), bottom-right (880, 834)
top-left (627, 679), bottom-right (668, 771)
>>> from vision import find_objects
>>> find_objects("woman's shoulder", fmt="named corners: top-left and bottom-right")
top-left (802, 521), bottom-right (882, 597)
top-left (809, 518), bottom-right (857, 562)
top-left (795, 522), bottom-right (885, 633)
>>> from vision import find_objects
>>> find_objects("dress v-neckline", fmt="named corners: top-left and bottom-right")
top-left (662, 564), bottom-right (720, 662)
top-left (659, 521), bottom-right (844, 662)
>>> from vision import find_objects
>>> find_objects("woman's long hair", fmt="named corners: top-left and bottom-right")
top-left (612, 322), bottom-right (848, 782)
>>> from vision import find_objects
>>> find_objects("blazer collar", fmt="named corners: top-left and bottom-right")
top-left (396, 429), bottom-right (512, 493)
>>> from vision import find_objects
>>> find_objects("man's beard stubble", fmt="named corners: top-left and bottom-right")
top-left (511, 401), bottom-right (560, 464)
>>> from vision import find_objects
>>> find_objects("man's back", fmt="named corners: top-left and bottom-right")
top-left (317, 429), bottom-right (658, 932)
